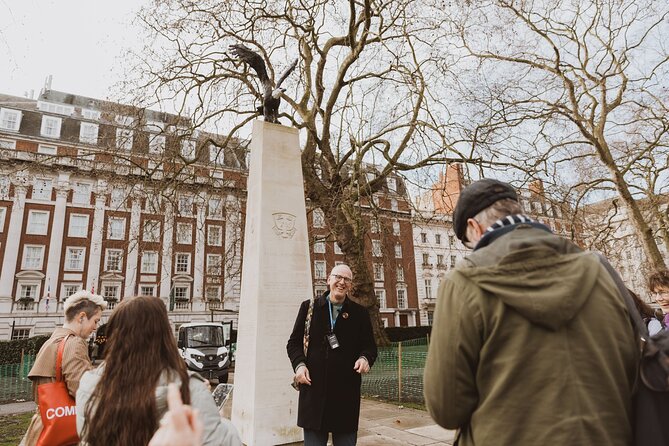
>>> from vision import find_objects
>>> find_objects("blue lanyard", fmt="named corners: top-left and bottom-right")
top-left (328, 300), bottom-right (336, 331)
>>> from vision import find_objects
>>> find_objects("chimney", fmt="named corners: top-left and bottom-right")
top-left (432, 163), bottom-right (464, 214)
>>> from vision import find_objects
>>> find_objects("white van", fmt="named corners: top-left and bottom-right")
top-left (177, 322), bottom-right (231, 383)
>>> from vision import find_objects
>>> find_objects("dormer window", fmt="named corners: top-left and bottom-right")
top-left (40, 116), bottom-right (62, 138)
top-left (0, 108), bottom-right (22, 131)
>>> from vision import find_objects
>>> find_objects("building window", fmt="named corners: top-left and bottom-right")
top-left (208, 198), bottom-right (223, 218)
top-left (105, 249), bottom-right (123, 272)
top-left (32, 178), bottom-right (52, 200)
top-left (79, 122), bottom-right (99, 144)
top-left (397, 288), bottom-right (407, 309)
top-left (391, 199), bottom-right (398, 211)
top-left (176, 222), bottom-right (193, 244)
top-left (395, 243), bottom-right (402, 258)
top-left (65, 247), bottom-right (86, 271)
top-left (82, 109), bottom-right (101, 120)
top-left (110, 187), bottom-right (125, 208)
top-left (435, 234), bottom-right (441, 245)
top-left (373, 263), bottom-right (384, 281)
top-left (387, 177), bottom-right (397, 192)
top-left (144, 193), bottom-right (161, 213)
top-left (450, 255), bottom-right (457, 268)
top-left (0, 138), bottom-right (16, 149)
top-left (37, 101), bottom-right (74, 115)
top-left (62, 284), bottom-right (81, 299)
top-left (141, 251), bottom-right (158, 274)
top-left (422, 253), bottom-right (430, 266)
top-left (175, 253), bottom-right (191, 274)
top-left (313, 238), bottom-right (326, 254)
top-left (313, 208), bottom-right (325, 228)
top-left (68, 214), bottom-right (89, 237)
top-left (205, 286), bottom-right (221, 301)
top-left (108, 217), bottom-right (126, 240)
top-left (0, 108), bottom-right (22, 131)
top-left (207, 254), bottom-right (222, 275)
top-left (208, 225), bottom-right (223, 246)
top-left (314, 260), bottom-right (326, 279)
top-left (174, 286), bottom-right (189, 300)
top-left (334, 242), bottom-right (343, 255)
top-left (370, 218), bottom-right (380, 233)
top-left (313, 286), bottom-right (326, 299)
top-left (27, 211), bottom-right (49, 235)
top-left (392, 220), bottom-right (401, 236)
top-left (149, 134), bottom-right (166, 154)
top-left (103, 284), bottom-right (121, 301)
top-left (376, 289), bottom-right (386, 309)
top-left (425, 279), bottom-right (433, 299)
top-left (437, 254), bottom-right (444, 267)
top-left (449, 235), bottom-right (455, 246)
top-left (181, 139), bottom-right (196, 160)
top-left (19, 284), bottom-right (38, 300)
top-left (40, 115), bottom-right (62, 138)
top-left (11, 328), bottom-right (31, 340)
top-left (209, 144), bottom-right (224, 164)
top-left (397, 266), bottom-right (404, 282)
top-left (427, 311), bottom-right (434, 326)
top-left (143, 220), bottom-right (161, 242)
top-left (178, 195), bottom-right (193, 215)
top-left (372, 240), bottom-right (382, 257)
top-left (140, 285), bottom-right (156, 297)
top-left (0, 207), bottom-right (6, 231)
top-left (38, 144), bottom-right (57, 155)
top-left (116, 128), bottom-right (133, 150)
top-left (72, 182), bottom-right (91, 205)
top-left (22, 245), bottom-right (45, 270)
top-left (420, 232), bottom-right (427, 243)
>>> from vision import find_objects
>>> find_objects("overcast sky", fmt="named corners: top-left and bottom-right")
top-left (0, 0), bottom-right (147, 101)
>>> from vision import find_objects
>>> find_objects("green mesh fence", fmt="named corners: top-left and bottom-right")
top-left (0, 355), bottom-right (35, 404)
top-left (362, 337), bottom-right (428, 404)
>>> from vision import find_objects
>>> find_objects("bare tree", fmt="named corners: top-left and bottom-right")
top-left (444, 0), bottom-right (669, 270)
top-left (121, 0), bottom-right (511, 343)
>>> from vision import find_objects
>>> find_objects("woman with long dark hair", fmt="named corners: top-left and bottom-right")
top-left (76, 297), bottom-right (240, 446)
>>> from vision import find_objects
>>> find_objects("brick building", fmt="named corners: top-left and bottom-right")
top-left (0, 89), bottom-right (422, 339)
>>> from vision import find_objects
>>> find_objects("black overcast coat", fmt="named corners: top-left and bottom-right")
top-left (287, 293), bottom-right (377, 432)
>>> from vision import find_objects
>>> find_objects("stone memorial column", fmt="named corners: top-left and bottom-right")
top-left (231, 121), bottom-right (312, 445)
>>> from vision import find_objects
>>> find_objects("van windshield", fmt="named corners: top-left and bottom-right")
top-left (185, 326), bottom-right (225, 348)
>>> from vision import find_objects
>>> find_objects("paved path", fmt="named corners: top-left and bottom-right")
top-left (2, 373), bottom-right (455, 445)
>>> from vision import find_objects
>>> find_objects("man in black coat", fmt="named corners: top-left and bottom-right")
top-left (287, 264), bottom-right (378, 446)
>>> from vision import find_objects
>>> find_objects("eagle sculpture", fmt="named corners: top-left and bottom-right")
top-left (230, 44), bottom-right (298, 124)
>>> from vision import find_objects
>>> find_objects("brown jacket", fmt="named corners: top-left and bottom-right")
top-left (21, 327), bottom-right (92, 446)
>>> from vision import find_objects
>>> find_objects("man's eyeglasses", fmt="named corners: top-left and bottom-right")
top-left (330, 274), bottom-right (352, 284)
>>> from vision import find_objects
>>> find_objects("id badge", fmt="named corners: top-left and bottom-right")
top-left (326, 333), bottom-right (340, 349)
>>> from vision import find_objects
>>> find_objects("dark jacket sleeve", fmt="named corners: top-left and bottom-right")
top-left (359, 307), bottom-right (378, 367)
top-left (286, 299), bottom-right (310, 371)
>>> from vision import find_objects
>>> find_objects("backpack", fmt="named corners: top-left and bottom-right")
top-left (599, 255), bottom-right (669, 446)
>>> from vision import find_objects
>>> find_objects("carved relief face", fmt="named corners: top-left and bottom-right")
top-left (272, 212), bottom-right (296, 239)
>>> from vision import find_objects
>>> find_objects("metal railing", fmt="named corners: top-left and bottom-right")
top-left (0, 355), bottom-right (36, 404)
top-left (361, 337), bottom-right (428, 405)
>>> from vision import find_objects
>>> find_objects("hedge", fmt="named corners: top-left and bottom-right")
top-left (0, 334), bottom-right (51, 365)
top-left (384, 326), bottom-right (432, 342)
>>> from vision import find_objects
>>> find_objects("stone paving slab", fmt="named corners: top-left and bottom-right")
top-left (407, 424), bottom-right (456, 443)
top-left (0, 401), bottom-right (36, 415)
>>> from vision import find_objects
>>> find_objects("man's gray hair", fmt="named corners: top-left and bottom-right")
top-left (472, 198), bottom-right (522, 229)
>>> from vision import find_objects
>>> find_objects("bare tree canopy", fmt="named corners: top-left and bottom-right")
top-left (441, 0), bottom-right (669, 271)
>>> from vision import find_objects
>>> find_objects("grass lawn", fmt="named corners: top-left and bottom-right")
top-left (0, 412), bottom-right (33, 446)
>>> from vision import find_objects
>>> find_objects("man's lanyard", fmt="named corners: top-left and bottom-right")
top-left (328, 299), bottom-right (339, 332)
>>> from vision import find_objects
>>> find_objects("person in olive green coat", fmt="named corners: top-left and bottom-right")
top-left (424, 179), bottom-right (638, 446)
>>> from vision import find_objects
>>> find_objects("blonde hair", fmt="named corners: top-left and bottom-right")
top-left (64, 290), bottom-right (107, 321)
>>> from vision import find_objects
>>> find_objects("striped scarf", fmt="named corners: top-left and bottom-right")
top-left (485, 214), bottom-right (535, 234)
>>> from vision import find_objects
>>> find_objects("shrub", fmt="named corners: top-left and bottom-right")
top-left (384, 326), bottom-right (432, 342)
top-left (0, 335), bottom-right (51, 365)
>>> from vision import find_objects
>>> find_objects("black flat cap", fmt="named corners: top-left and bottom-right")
top-left (453, 179), bottom-right (518, 243)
